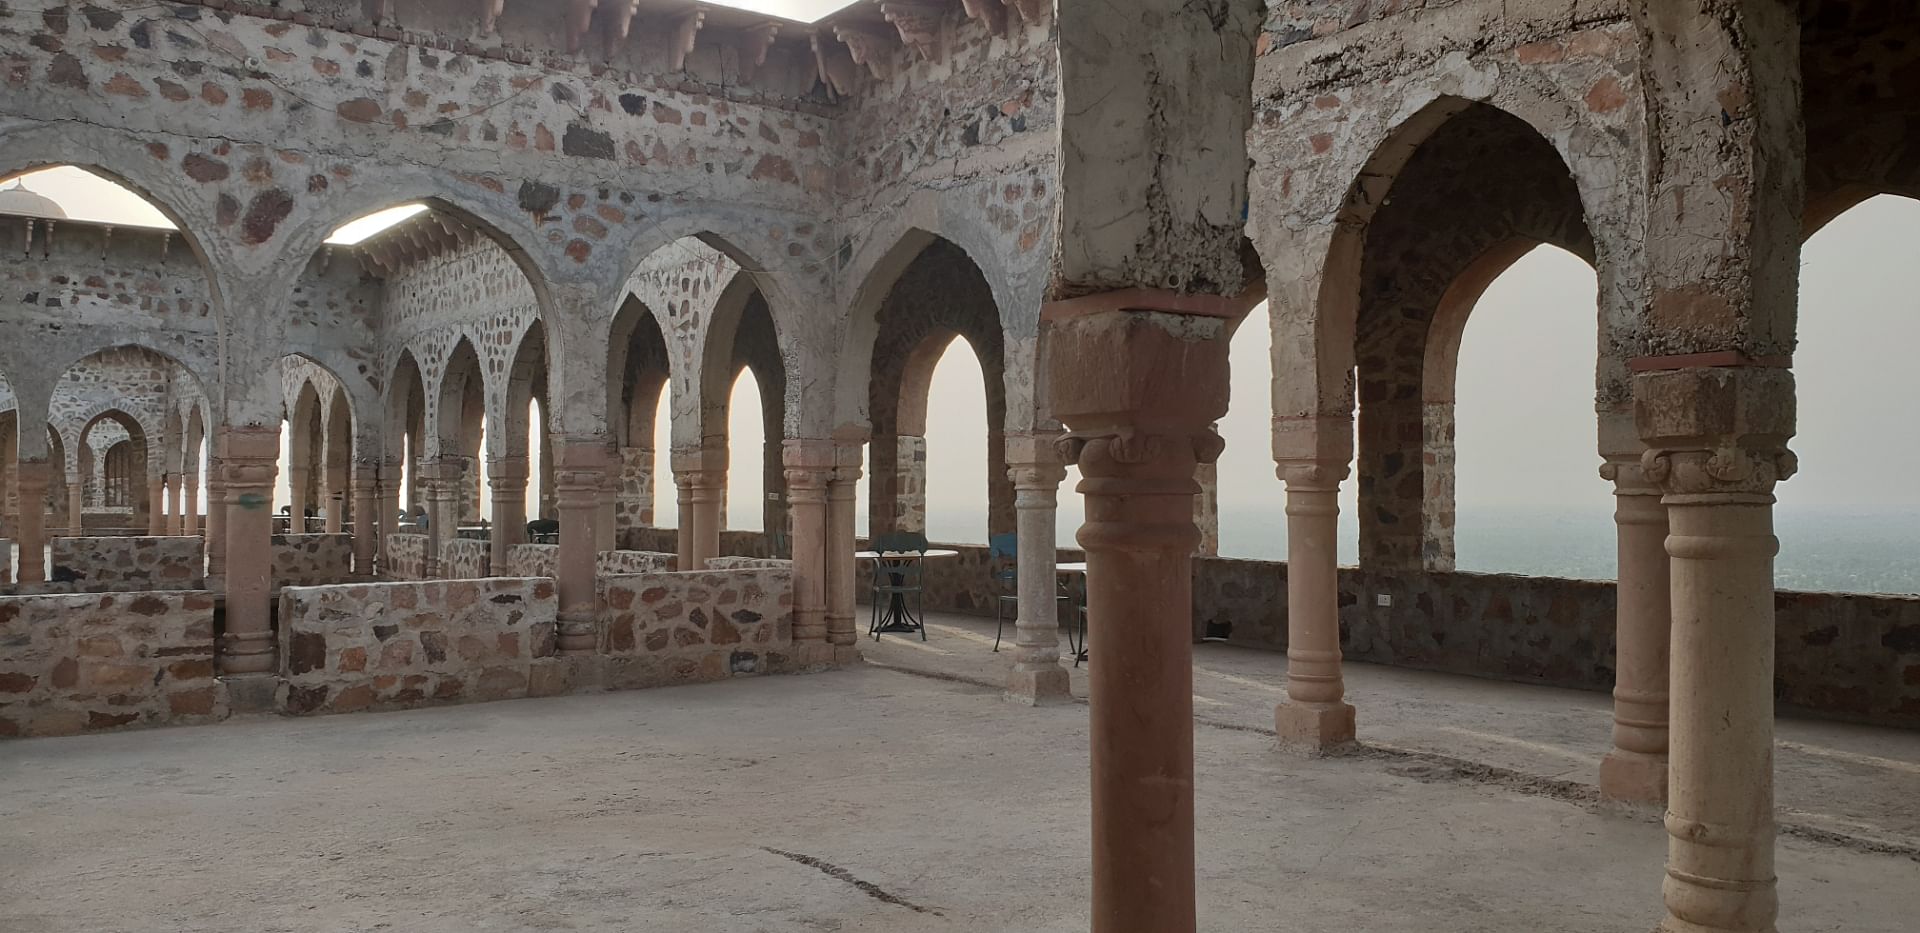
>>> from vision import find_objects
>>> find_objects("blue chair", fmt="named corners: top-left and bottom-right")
top-left (868, 531), bottom-right (930, 640)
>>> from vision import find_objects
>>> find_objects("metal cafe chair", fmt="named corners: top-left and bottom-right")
top-left (868, 530), bottom-right (930, 641)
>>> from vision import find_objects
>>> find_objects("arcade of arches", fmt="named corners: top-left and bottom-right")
top-left (0, 2), bottom-right (1916, 931)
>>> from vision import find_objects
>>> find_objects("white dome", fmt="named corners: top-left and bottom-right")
top-left (0, 184), bottom-right (68, 220)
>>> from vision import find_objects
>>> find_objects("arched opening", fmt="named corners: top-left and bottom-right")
top-left (432, 337), bottom-right (486, 548)
top-left (863, 238), bottom-right (1010, 543)
top-left (1779, 194), bottom-right (1920, 593)
top-left (712, 294), bottom-right (786, 541)
top-left (1347, 103), bottom-right (1595, 575)
top-left (48, 346), bottom-right (204, 538)
top-left (726, 367), bottom-right (767, 533)
top-left (608, 295), bottom-right (671, 545)
top-left (76, 411), bottom-right (147, 532)
top-left (387, 350), bottom-right (427, 523)
top-left (916, 336), bottom-right (992, 545)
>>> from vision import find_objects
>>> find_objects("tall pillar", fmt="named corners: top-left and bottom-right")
top-left (825, 434), bottom-right (865, 650)
top-left (204, 455), bottom-right (226, 579)
top-left (1005, 433), bottom-right (1070, 704)
top-left (375, 461), bottom-right (400, 574)
top-left (673, 471), bottom-right (695, 571)
top-left (597, 463), bottom-right (619, 552)
top-left (324, 464), bottom-right (346, 534)
top-left (1640, 368), bottom-right (1793, 933)
top-left (167, 473), bottom-right (185, 535)
top-left (15, 460), bottom-right (47, 583)
top-left (1049, 304), bottom-right (1232, 933)
top-left (1600, 455), bottom-right (1671, 805)
top-left (182, 470), bottom-right (199, 535)
top-left (219, 425), bottom-right (280, 677)
top-left (1273, 456), bottom-right (1356, 754)
top-left (783, 439), bottom-right (831, 663)
top-left (66, 476), bottom-right (84, 536)
top-left (489, 456), bottom-right (530, 573)
top-left (350, 466), bottom-right (379, 576)
top-left (286, 462), bottom-right (311, 525)
top-left (675, 441), bottom-right (725, 567)
top-left (553, 439), bottom-right (609, 654)
top-left (145, 473), bottom-right (165, 535)
top-left (418, 457), bottom-right (461, 578)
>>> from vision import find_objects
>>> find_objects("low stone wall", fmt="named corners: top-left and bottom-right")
top-left (271, 533), bottom-right (355, 588)
top-left (504, 543), bottom-right (556, 579)
top-left (598, 568), bottom-right (793, 687)
top-left (384, 533), bottom-right (427, 581)
top-left (705, 556), bottom-right (793, 571)
top-left (0, 590), bottom-right (225, 737)
top-left (277, 577), bottom-right (557, 716)
top-left (440, 538), bottom-right (491, 579)
top-left (41, 536), bottom-right (203, 593)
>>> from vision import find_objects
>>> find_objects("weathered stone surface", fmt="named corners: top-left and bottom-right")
top-left (598, 568), bottom-right (794, 689)
top-left (20, 536), bottom-right (206, 593)
top-left (505, 545), bottom-right (676, 579)
top-left (439, 538), bottom-right (490, 580)
top-left (276, 577), bottom-right (557, 715)
top-left (383, 533), bottom-right (428, 581)
top-left (271, 533), bottom-right (354, 588)
top-left (0, 590), bottom-right (224, 737)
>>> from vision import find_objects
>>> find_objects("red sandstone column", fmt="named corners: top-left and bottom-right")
top-left (488, 456), bottom-right (529, 574)
top-left (14, 460), bottom-right (47, 583)
top-left (1600, 456), bottom-right (1671, 805)
top-left (219, 425), bottom-right (280, 675)
top-left (597, 465), bottom-right (620, 552)
top-left (418, 457), bottom-right (461, 578)
top-left (1273, 457), bottom-right (1356, 753)
top-left (553, 439), bottom-right (609, 654)
top-left (351, 467), bottom-right (379, 576)
top-left (146, 474), bottom-right (165, 535)
top-left (167, 473), bottom-right (185, 535)
top-left (65, 477), bottom-right (84, 536)
top-left (182, 470), bottom-right (199, 536)
top-left (673, 470), bottom-right (696, 570)
top-left (1049, 304), bottom-right (1230, 933)
top-left (825, 435), bottom-right (865, 651)
top-left (1640, 368), bottom-right (1792, 933)
top-left (204, 453), bottom-right (226, 579)
top-left (375, 460), bottom-right (400, 575)
top-left (1005, 433), bottom-right (1070, 704)
top-left (686, 440), bottom-right (726, 564)
top-left (784, 439), bottom-right (832, 663)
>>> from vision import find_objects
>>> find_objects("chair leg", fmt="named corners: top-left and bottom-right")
top-left (917, 590), bottom-right (927, 641)
top-left (994, 600), bottom-right (1004, 652)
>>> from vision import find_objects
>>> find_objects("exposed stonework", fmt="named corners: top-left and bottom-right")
top-left (271, 532), bottom-right (356, 588)
top-left (439, 537), bottom-right (491, 579)
top-left (598, 567), bottom-right (794, 685)
top-left (0, 590), bottom-right (225, 737)
top-left (45, 535), bottom-right (203, 592)
top-left (278, 577), bottom-right (557, 715)
top-left (704, 556), bottom-right (791, 570)
top-left (383, 532), bottom-right (429, 581)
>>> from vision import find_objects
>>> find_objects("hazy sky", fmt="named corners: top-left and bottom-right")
top-left (12, 170), bottom-right (1919, 542)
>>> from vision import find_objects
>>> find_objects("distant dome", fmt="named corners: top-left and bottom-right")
top-left (0, 184), bottom-right (68, 220)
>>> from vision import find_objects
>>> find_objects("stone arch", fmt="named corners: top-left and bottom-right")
top-left (856, 236), bottom-right (1013, 540)
top-left (608, 295), bottom-right (671, 534)
top-left (384, 349), bottom-right (427, 510)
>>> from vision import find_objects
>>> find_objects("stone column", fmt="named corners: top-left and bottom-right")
top-left (1273, 458), bottom-right (1356, 754)
top-left (204, 455), bottom-right (226, 580)
top-left (66, 477), bottom-right (84, 536)
top-left (324, 468), bottom-right (346, 533)
top-left (1050, 305), bottom-right (1231, 933)
top-left (165, 473), bottom-right (183, 535)
top-left (350, 467), bottom-right (379, 576)
top-left (553, 439), bottom-right (609, 654)
top-left (826, 435), bottom-right (865, 651)
top-left (286, 462), bottom-right (311, 524)
top-left (675, 442), bottom-right (726, 567)
top-left (182, 470), bottom-right (199, 536)
top-left (783, 439), bottom-right (832, 664)
top-left (1192, 452), bottom-right (1219, 557)
top-left (597, 464), bottom-right (619, 552)
top-left (673, 471), bottom-right (695, 571)
top-left (1600, 455), bottom-right (1671, 805)
top-left (146, 474), bottom-right (165, 535)
top-left (1005, 433), bottom-right (1070, 704)
top-left (375, 462), bottom-right (401, 574)
top-left (1640, 367), bottom-right (1793, 933)
top-left (219, 425), bottom-right (280, 677)
top-left (14, 460), bottom-right (47, 583)
top-left (417, 458), bottom-right (461, 579)
top-left (488, 456), bottom-right (530, 574)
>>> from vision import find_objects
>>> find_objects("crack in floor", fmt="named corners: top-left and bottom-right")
top-left (761, 847), bottom-right (944, 916)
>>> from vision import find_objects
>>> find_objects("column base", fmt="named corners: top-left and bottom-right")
top-left (1273, 700), bottom-right (1357, 756)
top-left (1600, 748), bottom-right (1668, 808)
top-left (223, 673), bottom-right (281, 713)
top-left (1005, 666), bottom-right (1072, 706)
top-left (783, 642), bottom-right (862, 671)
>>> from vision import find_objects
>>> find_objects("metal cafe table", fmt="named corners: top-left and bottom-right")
top-left (856, 548), bottom-right (958, 638)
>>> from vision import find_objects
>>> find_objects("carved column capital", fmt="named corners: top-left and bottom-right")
top-left (1275, 459), bottom-right (1349, 491)
top-left (1634, 365), bottom-right (1795, 504)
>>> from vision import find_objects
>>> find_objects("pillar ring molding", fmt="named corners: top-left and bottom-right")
top-left (1642, 444), bottom-right (1796, 504)
top-left (1055, 426), bottom-right (1225, 470)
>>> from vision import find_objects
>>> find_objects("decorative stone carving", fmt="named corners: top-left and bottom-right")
top-left (833, 24), bottom-right (897, 80)
top-left (810, 32), bottom-right (859, 96)
top-left (667, 9), bottom-right (705, 71)
top-left (880, 2), bottom-right (945, 63)
top-left (736, 22), bottom-right (780, 84)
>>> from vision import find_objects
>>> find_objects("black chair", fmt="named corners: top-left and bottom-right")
top-left (868, 530), bottom-right (929, 640)
top-left (526, 518), bottom-right (560, 543)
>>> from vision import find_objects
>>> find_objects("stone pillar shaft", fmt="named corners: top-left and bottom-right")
top-left (1049, 304), bottom-right (1232, 933)
top-left (351, 469), bottom-right (379, 576)
top-left (673, 473), bottom-right (695, 571)
top-left (375, 468), bottom-right (401, 575)
top-left (783, 440), bottom-right (831, 655)
top-left (146, 475), bottom-right (165, 535)
top-left (489, 456), bottom-right (530, 574)
top-left (166, 473), bottom-right (184, 535)
top-left (553, 440), bottom-right (609, 654)
top-left (182, 472), bottom-right (200, 536)
top-left (1274, 461), bottom-right (1355, 753)
top-left (204, 456), bottom-right (226, 578)
top-left (66, 480), bottom-right (84, 537)
top-left (15, 461), bottom-right (47, 583)
top-left (324, 466), bottom-right (347, 534)
top-left (826, 439), bottom-right (864, 648)
top-left (597, 466), bottom-right (619, 552)
top-left (1006, 434), bottom-right (1069, 705)
top-left (219, 426), bottom-right (280, 675)
top-left (675, 441), bottom-right (727, 567)
top-left (1602, 458), bottom-right (1671, 805)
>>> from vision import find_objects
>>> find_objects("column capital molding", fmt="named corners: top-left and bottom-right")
top-left (1058, 426), bottom-right (1224, 481)
top-left (1634, 366), bottom-right (1795, 503)
top-left (1642, 444), bottom-right (1795, 504)
top-left (1275, 459), bottom-right (1348, 490)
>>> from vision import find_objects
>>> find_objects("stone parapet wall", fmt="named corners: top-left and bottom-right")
top-left (272, 533), bottom-right (355, 588)
top-left (36, 536), bottom-right (204, 593)
top-left (598, 568), bottom-right (793, 687)
top-left (384, 533), bottom-right (428, 581)
top-left (504, 544), bottom-right (557, 579)
top-left (0, 591), bottom-right (225, 737)
top-left (440, 538), bottom-right (491, 580)
top-left (619, 527), bottom-right (677, 554)
top-left (597, 550), bottom-right (678, 575)
top-left (278, 578), bottom-right (557, 716)
top-left (705, 557), bottom-right (793, 571)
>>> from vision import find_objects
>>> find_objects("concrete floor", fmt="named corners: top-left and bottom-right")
top-left (0, 614), bottom-right (1913, 932)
